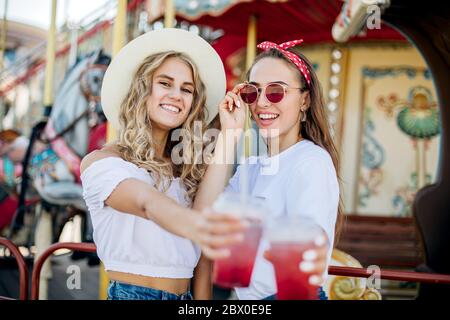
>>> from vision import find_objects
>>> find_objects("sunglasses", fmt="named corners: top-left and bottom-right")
top-left (239, 82), bottom-right (307, 105)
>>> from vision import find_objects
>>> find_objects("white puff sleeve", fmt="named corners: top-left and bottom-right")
top-left (80, 157), bottom-right (141, 213)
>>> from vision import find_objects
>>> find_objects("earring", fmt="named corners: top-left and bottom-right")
top-left (301, 108), bottom-right (307, 122)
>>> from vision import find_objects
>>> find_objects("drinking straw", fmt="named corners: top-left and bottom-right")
top-left (239, 104), bottom-right (252, 206)
top-left (240, 154), bottom-right (248, 206)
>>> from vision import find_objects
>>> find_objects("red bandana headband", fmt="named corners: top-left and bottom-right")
top-left (257, 39), bottom-right (311, 87)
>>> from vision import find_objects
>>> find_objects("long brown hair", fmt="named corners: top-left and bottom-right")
top-left (115, 51), bottom-right (208, 202)
top-left (247, 48), bottom-right (345, 244)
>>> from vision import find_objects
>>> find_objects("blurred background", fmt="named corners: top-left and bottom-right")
top-left (0, 0), bottom-right (448, 300)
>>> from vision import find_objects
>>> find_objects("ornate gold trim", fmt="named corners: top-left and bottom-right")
top-left (326, 249), bottom-right (382, 300)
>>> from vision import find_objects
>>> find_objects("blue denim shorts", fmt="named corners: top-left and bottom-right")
top-left (262, 287), bottom-right (328, 300)
top-left (107, 280), bottom-right (193, 300)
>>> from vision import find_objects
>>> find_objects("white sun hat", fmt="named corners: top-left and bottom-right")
top-left (101, 28), bottom-right (226, 129)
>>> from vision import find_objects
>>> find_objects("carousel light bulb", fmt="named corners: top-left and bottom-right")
top-left (330, 75), bottom-right (340, 86)
top-left (329, 114), bottom-right (337, 124)
top-left (154, 21), bottom-right (164, 30)
top-left (329, 89), bottom-right (340, 99)
top-left (332, 49), bottom-right (342, 60)
top-left (180, 21), bottom-right (189, 30)
top-left (203, 26), bottom-right (212, 38)
top-left (188, 0), bottom-right (199, 10)
top-left (328, 101), bottom-right (338, 112)
top-left (189, 25), bottom-right (200, 35)
top-left (331, 62), bottom-right (341, 74)
top-left (329, 127), bottom-right (335, 136)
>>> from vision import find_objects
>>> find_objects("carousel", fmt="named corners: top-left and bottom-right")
top-left (0, 0), bottom-right (449, 300)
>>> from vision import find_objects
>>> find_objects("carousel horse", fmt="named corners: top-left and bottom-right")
top-left (30, 50), bottom-right (109, 238)
top-left (7, 49), bottom-right (110, 299)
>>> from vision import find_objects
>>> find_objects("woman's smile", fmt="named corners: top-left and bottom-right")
top-left (159, 103), bottom-right (182, 114)
top-left (255, 111), bottom-right (280, 127)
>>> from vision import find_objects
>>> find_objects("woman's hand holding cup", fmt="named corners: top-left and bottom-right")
top-left (190, 208), bottom-right (247, 260)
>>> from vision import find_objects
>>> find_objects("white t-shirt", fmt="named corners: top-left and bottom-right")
top-left (225, 139), bottom-right (339, 300)
top-left (80, 157), bottom-right (201, 279)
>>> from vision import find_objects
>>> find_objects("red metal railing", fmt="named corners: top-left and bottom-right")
top-left (0, 237), bottom-right (29, 300)
top-left (328, 266), bottom-right (450, 284)
top-left (31, 242), bottom-right (96, 300)
top-left (30, 241), bottom-right (450, 299)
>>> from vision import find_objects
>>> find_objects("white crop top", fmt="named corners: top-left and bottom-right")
top-left (80, 157), bottom-right (201, 279)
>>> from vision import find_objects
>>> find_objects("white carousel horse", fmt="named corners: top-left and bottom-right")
top-left (19, 50), bottom-right (110, 299)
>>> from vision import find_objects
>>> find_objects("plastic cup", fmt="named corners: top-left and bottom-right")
top-left (212, 192), bottom-right (268, 288)
top-left (265, 216), bottom-right (328, 300)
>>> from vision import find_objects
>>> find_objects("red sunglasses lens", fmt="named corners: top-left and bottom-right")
top-left (240, 85), bottom-right (258, 104)
top-left (265, 84), bottom-right (284, 103)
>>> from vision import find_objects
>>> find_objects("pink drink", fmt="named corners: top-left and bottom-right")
top-left (268, 241), bottom-right (319, 300)
top-left (213, 222), bottom-right (262, 288)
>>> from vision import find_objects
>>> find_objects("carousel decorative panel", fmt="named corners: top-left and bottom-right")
top-left (354, 67), bottom-right (440, 217)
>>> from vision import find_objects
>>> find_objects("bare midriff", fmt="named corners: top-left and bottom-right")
top-left (107, 270), bottom-right (191, 295)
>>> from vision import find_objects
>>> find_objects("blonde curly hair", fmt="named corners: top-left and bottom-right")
top-left (115, 51), bottom-right (209, 202)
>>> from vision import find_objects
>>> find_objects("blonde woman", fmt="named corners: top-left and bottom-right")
top-left (80, 29), bottom-right (246, 300)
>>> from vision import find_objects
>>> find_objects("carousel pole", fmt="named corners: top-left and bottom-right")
top-left (106, 0), bottom-right (127, 143)
top-left (164, 0), bottom-right (175, 28)
top-left (112, 0), bottom-right (127, 57)
top-left (0, 0), bottom-right (8, 69)
top-left (67, 0), bottom-right (79, 72)
top-left (100, 0), bottom-right (128, 300)
top-left (245, 15), bottom-right (257, 71)
top-left (244, 15), bottom-right (257, 158)
top-left (67, 25), bottom-right (78, 69)
top-left (0, 0), bottom-right (8, 129)
top-left (35, 0), bottom-right (57, 300)
top-left (43, 0), bottom-right (57, 109)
